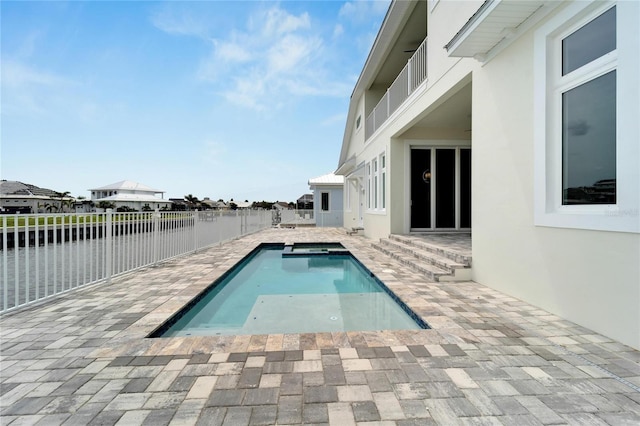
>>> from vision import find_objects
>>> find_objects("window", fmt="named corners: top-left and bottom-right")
top-left (366, 162), bottom-right (372, 209)
top-left (321, 192), bottom-right (329, 211)
top-left (560, 7), bottom-right (616, 205)
top-left (534, 1), bottom-right (639, 233)
top-left (373, 158), bottom-right (378, 209)
top-left (381, 153), bottom-right (386, 210)
top-left (366, 151), bottom-right (387, 213)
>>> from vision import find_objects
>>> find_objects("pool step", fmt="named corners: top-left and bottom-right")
top-left (372, 236), bottom-right (472, 282)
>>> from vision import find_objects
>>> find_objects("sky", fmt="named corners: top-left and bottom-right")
top-left (1, 0), bottom-right (389, 203)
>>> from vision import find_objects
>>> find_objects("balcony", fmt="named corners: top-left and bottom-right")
top-left (365, 36), bottom-right (428, 140)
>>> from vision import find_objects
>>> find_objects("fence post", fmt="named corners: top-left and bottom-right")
top-left (193, 210), bottom-right (198, 253)
top-left (153, 209), bottom-right (160, 265)
top-left (106, 209), bottom-right (113, 284)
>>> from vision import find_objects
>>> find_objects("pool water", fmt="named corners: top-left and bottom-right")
top-left (152, 244), bottom-right (428, 337)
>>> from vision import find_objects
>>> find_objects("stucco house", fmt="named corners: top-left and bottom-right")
top-left (308, 173), bottom-right (344, 227)
top-left (0, 180), bottom-right (74, 213)
top-left (90, 180), bottom-right (172, 211)
top-left (336, 0), bottom-right (639, 349)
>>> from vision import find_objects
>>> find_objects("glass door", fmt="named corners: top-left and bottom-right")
top-left (410, 147), bottom-right (471, 231)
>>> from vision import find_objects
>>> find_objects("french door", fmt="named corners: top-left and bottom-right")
top-left (410, 147), bottom-right (471, 231)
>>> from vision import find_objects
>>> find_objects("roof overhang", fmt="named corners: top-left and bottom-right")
top-left (445, 0), bottom-right (559, 62)
top-left (335, 155), bottom-right (357, 176)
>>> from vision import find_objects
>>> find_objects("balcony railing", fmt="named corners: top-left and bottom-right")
top-left (0, 209), bottom-right (272, 313)
top-left (365, 37), bottom-right (428, 140)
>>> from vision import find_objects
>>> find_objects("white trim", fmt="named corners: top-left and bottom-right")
top-left (534, 0), bottom-right (639, 233)
top-left (365, 150), bottom-right (388, 214)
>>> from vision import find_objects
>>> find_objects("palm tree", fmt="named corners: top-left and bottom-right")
top-left (184, 194), bottom-right (200, 210)
top-left (54, 191), bottom-right (73, 212)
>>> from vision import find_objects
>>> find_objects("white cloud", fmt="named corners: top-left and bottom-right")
top-left (266, 34), bottom-right (321, 74)
top-left (1, 60), bottom-right (69, 88)
top-left (150, 7), bottom-right (210, 39)
top-left (158, 3), bottom-right (379, 112)
top-left (215, 39), bottom-right (252, 63)
top-left (259, 8), bottom-right (311, 37)
top-left (339, 0), bottom-right (390, 23)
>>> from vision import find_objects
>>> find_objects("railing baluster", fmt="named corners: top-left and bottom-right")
top-left (2, 216), bottom-right (7, 311)
top-left (14, 215), bottom-right (19, 308)
top-left (25, 217), bottom-right (30, 304)
top-left (35, 217), bottom-right (39, 301)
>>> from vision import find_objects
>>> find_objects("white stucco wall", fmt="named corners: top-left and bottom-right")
top-left (341, 0), bottom-right (640, 348)
top-left (312, 185), bottom-right (344, 227)
top-left (471, 16), bottom-right (640, 349)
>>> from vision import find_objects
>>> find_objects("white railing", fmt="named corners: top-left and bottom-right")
top-left (365, 36), bottom-right (428, 140)
top-left (0, 209), bottom-right (272, 313)
top-left (272, 209), bottom-right (344, 228)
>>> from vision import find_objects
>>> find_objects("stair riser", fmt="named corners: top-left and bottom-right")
top-left (379, 240), bottom-right (462, 272)
top-left (389, 235), bottom-right (471, 266)
top-left (372, 245), bottom-right (446, 282)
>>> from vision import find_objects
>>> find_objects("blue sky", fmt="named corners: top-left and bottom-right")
top-left (1, 0), bottom-right (389, 203)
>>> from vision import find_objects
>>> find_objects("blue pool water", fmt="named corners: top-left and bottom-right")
top-left (152, 244), bottom-right (428, 337)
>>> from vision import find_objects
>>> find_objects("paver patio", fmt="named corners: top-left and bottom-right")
top-left (1, 228), bottom-right (639, 425)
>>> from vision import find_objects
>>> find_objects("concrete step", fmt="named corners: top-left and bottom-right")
top-left (372, 242), bottom-right (451, 282)
top-left (389, 234), bottom-right (472, 267)
top-left (379, 239), bottom-right (467, 273)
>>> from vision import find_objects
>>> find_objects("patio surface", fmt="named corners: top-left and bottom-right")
top-left (1, 228), bottom-right (639, 425)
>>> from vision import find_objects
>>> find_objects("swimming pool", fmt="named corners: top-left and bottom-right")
top-left (151, 243), bottom-right (428, 337)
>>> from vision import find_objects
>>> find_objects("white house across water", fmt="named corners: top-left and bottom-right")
top-left (336, 0), bottom-right (639, 349)
top-left (90, 180), bottom-right (172, 211)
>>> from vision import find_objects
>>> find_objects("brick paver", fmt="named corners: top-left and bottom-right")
top-left (1, 228), bottom-right (639, 425)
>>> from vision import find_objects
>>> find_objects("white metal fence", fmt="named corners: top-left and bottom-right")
top-left (0, 209), bottom-right (272, 313)
top-left (275, 209), bottom-right (343, 228)
top-left (365, 37), bottom-right (428, 140)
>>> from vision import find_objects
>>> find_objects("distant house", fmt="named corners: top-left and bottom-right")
top-left (232, 201), bottom-right (252, 210)
top-left (212, 201), bottom-right (228, 210)
top-left (296, 194), bottom-right (313, 210)
top-left (90, 180), bottom-right (171, 211)
top-left (272, 202), bottom-right (291, 210)
top-left (308, 173), bottom-right (344, 227)
top-left (0, 180), bottom-right (73, 213)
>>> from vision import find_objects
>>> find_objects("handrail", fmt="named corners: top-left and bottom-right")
top-left (365, 36), bottom-right (428, 140)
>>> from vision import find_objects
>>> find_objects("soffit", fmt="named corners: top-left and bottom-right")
top-left (445, 0), bottom-right (547, 60)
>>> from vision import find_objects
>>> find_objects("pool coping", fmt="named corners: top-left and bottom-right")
top-left (86, 231), bottom-right (463, 360)
top-left (148, 242), bottom-right (430, 338)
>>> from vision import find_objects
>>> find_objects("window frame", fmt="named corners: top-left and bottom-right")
top-left (321, 192), bottom-right (330, 212)
top-left (366, 151), bottom-right (387, 214)
top-left (533, 0), bottom-right (639, 233)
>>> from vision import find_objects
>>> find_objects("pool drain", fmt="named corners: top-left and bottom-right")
top-left (330, 316), bottom-right (338, 321)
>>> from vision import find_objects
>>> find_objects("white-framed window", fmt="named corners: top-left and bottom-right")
top-left (366, 151), bottom-right (387, 213)
top-left (366, 162), bottom-right (372, 209)
top-left (534, 1), bottom-right (639, 233)
top-left (381, 153), bottom-right (386, 210)
top-left (373, 158), bottom-right (378, 209)
top-left (321, 192), bottom-right (329, 211)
